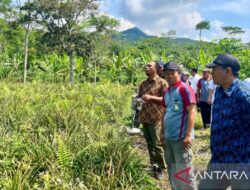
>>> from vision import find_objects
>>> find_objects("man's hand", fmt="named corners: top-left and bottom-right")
top-left (142, 94), bottom-right (152, 102)
top-left (183, 135), bottom-right (192, 149)
top-left (142, 94), bottom-right (163, 104)
top-left (207, 97), bottom-right (212, 105)
top-left (184, 104), bottom-right (195, 149)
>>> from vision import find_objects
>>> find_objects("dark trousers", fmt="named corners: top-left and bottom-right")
top-left (142, 122), bottom-right (166, 169)
top-left (198, 101), bottom-right (211, 128)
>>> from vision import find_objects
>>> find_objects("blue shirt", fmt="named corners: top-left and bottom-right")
top-left (197, 78), bottom-right (211, 102)
top-left (210, 79), bottom-right (250, 163)
top-left (162, 81), bottom-right (196, 141)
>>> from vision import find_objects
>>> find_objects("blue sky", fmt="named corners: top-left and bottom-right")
top-left (100, 0), bottom-right (250, 42)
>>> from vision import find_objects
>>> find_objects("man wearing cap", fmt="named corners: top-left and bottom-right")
top-left (197, 68), bottom-right (212, 128)
top-left (199, 54), bottom-right (250, 189)
top-left (155, 60), bottom-right (165, 78)
top-left (161, 61), bottom-right (196, 190)
top-left (137, 60), bottom-right (167, 179)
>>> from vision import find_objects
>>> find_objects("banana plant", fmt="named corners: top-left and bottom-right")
top-left (198, 49), bottom-right (213, 69)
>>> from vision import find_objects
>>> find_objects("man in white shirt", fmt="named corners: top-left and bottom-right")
top-left (189, 68), bottom-right (201, 98)
top-left (207, 79), bottom-right (217, 105)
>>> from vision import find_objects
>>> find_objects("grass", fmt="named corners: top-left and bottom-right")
top-left (0, 82), bottom-right (159, 190)
top-left (0, 82), bottom-right (212, 189)
top-left (193, 112), bottom-right (211, 165)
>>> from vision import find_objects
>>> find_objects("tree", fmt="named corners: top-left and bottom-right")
top-left (195, 21), bottom-right (210, 42)
top-left (167, 29), bottom-right (176, 39)
top-left (34, 0), bottom-right (99, 84)
top-left (18, 0), bottom-right (39, 83)
top-left (222, 26), bottom-right (245, 38)
top-left (217, 38), bottom-right (244, 54)
top-left (0, 0), bottom-right (11, 14)
top-left (33, 0), bottom-right (118, 84)
top-left (87, 15), bottom-right (119, 83)
top-left (0, 0), bottom-right (12, 54)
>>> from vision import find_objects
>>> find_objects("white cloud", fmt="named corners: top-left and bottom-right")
top-left (177, 11), bottom-right (203, 29)
top-left (100, 0), bottom-right (250, 43)
top-left (210, 20), bottom-right (224, 31)
top-left (104, 0), bottom-right (204, 37)
top-left (116, 18), bottom-right (135, 31)
top-left (156, 18), bottom-right (169, 28)
top-left (209, 19), bottom-right (226, 41)
top-left (125, 0), bottom-right (143, 14)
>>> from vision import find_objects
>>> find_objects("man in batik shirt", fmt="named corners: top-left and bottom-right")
top-left (138, 60), bottom-right (167, 179)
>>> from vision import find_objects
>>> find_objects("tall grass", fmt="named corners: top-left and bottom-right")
top-left (0, 82), bottom-right (157, 189)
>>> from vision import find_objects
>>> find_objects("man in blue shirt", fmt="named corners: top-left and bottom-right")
top-left (161, 61), bottom-right (196, 190)
top-left (199, 54), bottom-right (250, 189)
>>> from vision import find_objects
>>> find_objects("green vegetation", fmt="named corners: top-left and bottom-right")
top-left (0, 1), bottom-right (249, 189)
top-left (0, 1), bottom-right (249, 85)
top-left (0, 83), bottom-right (161, 189)
top-left (193, 116), bottom-right (210, 165)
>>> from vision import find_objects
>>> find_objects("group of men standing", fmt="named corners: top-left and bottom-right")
top-left (136, 54), bottom-right (250, 190)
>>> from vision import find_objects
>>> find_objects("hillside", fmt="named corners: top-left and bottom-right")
top-left (114, 27), bottom-right (199, 46)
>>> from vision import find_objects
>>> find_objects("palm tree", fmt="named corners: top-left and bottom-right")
top-left (195, 21), bottom-right (210, 42)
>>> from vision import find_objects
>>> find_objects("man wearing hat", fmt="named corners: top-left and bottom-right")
top-left (197, 68), bottom-right (212, 128)
top-left (155, 60), bottom-right (165, 78)
top-left (161, 61), bottom-right (196, 190)
top-left (137, 60), bottom-right (167, 179)
top-left (199, 54), bottom-right (250, 189)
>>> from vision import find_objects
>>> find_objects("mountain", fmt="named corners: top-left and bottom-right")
top-left (116, 27), bottom-right (150, 41)
top-left (114, 27), bottom-right (199, 45)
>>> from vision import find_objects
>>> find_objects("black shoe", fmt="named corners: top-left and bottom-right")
top-left (155, 168), bottom-right (164, 180)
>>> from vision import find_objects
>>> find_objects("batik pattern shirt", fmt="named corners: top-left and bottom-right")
top-left (138, 75), bottom-right (167, 124)
top-left (210, 79), bottom-right (250, 163)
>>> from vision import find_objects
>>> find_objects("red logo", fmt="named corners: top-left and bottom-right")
top-left (174, 167), bottom-right (191, 185)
